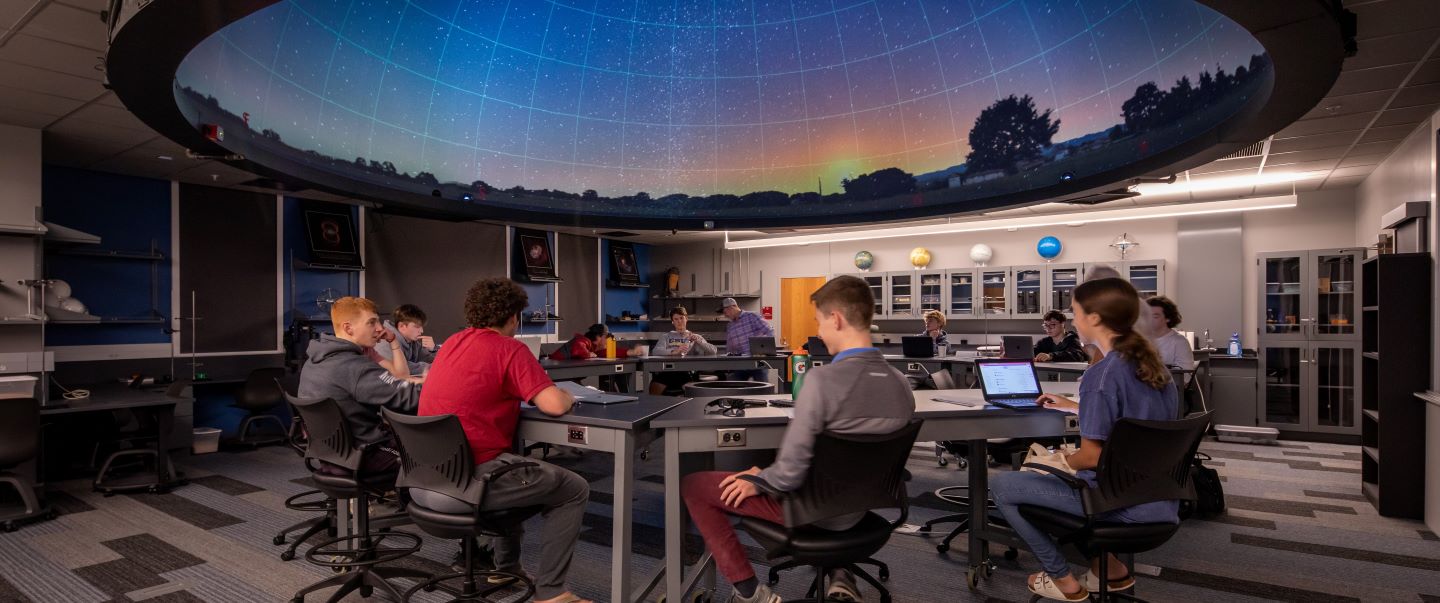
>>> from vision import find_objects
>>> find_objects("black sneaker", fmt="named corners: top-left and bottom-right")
top-left (450, 542), bottom-right (496, 574)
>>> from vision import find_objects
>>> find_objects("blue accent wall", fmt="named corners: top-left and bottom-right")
top-left (42, 167), bottom-right (173, 346)
top-left (282, 196), bottom-right (360, 330)
top-left (601, 240), bottom-right (651, 333)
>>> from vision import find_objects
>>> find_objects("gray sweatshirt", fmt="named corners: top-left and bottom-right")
top-left (373, 320), bottom-right (436, 373)
top-left (654, 330), bottom-right (717, 355)
top-left (299, 334), bottom-right (420, 444)
top-left (757, 348), bottom-right (914, 529)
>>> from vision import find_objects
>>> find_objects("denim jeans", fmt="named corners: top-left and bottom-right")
top-left (989, 470), bottom-right (1085, 578)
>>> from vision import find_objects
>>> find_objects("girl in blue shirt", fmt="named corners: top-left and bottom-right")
top-left (990, 278), bottom-right (1180, 601)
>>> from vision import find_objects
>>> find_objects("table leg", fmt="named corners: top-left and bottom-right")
top-left (664, 433), bottom-right (684, 601)
top-left (612, 430), bottom-right (635, 602)
top-left (967, 439), bottom-right (989, 576)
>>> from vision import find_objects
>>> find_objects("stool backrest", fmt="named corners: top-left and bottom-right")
top-left (1083, 412), bottom-right (1211, 517)
top-left (782, 419), bottom-right (922, 528)
top-left (284, 391), bottom-right (361, 471)
top-left (238, 367), bottom-right (287, 411)
top-left (382, 409), bottom-right (483, 505)
top-left (0, 398), bottom-right (39, 467)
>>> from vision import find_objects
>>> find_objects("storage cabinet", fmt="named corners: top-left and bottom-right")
top-left (1011, 266), bottom-right (1044, 318)
top-left (844, 273), bottom-right (887, 319)
top-left (1258, 249), bottom-right (1360, 341)
top-left (1258, 341), bottom-right (1360, 432)
top-left (888, 272), bottom-right (914, 317)
top-left (979, 268), bottom-right (1010, 317)
top-left (886, 270), bottom-right (944, 318)
top-left (1360, 253), bottom-right (1430, 518)
top-left (945, 269), bottom-right (977, 319)
top-left (1046, 263), bottom-right (1083, 316)
top-left (1121, 260), bottom-right (1165, 298)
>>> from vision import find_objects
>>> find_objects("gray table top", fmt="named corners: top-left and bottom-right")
top-left (520, 394), bottom-right (691, 430)
top-left (651, 383), bottom-right (1075, 428)
top-left (39, 383), bottom-right (190, 415)
top-left (636, 354), bottom-right (791, 364)
top-left (540, 358), bottom-right (639, 369)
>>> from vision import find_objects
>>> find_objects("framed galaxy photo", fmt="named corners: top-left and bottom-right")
top-left (610, 242), bottom-right (641, 286)
top-left (303, 207), bottom-right (361, 268)
top-left (514, 229), bottom-right (559, 281)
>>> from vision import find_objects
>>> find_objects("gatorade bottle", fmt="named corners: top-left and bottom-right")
top-left (789, 348), bottom-right (810, 400)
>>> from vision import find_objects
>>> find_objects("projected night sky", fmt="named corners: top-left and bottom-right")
top-left (175, 0), bottom-right (1268, 222)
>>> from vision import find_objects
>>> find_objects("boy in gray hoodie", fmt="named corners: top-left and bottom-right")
top-left (375, 304), bottom-right (437, 374)
top-left (299, 296), bottom-right (419, 474)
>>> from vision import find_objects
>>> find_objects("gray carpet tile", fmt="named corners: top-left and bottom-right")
top-left (1153, 566), bottom-right (1361, 603)
top-left (1192, 513), bottom-right (1277, 530)
top-left (70, 558), bottom-right (168, 598)
top-left (160, 564), bottom-right (302, 602)
top-left (1420, 595), bottom-right (1440, 602)
top-left (120, 580), bottom-right (190, 601)
top-left (124, 493), bottom-right (245, 531)
top-left (187, 476), bottom-right (263, 497)
top-left (1232, 533), bottom-right (1440, 572)
top-left (1421, 530), bottom-right (1439, 542)
top-left (1302, 489), bottom-right (1368, 502)
top-left (1203, 449), bottom-right (1362, 474)
top-left (1224, 494), bottom-right (1359, 517)
top-left (1281, 449), bottom-right (1364, 461)
top-left (102, 534), bottom-right (206, 574)
top-left (0, 572), bottom-right (31, 603)
top-left (0, 531), bottom-right (110, 602)
top-left (130, 591), bottom-right (205, 603)
top-left (46, 491), bottom-right (95, 516)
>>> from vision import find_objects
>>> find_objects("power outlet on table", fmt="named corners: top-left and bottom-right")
top-left (567, 425), bottom-right (589, 445)
top-left (717, 428), bottom-right (747, 447)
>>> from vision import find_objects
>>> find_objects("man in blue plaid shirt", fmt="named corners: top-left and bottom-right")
top-left (720, 297), bottom-right (775, 382)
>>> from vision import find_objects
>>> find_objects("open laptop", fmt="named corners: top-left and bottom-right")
top-left (749, 337), bottom-right (777, 356)
top-left (1001, 335), bottom-right (1034, 359)
top-left (806, 336), bottom-right (830, 357)
top-left (901, 336), bottom-right (936, 358)
top-left (975, 358), bottom-right (1045, 410)
top-left (554, 380), bottom-right (638, 405)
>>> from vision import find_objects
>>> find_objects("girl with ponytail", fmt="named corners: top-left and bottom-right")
top-left (989, 278), bottom-right (1181, 601)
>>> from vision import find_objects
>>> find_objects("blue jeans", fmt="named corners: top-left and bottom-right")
top-left (989, 470), bottom-right (1085, 579)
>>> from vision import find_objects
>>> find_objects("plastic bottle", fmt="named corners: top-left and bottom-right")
top-left (1203, 329), bottom-right (1213, 350)
top-left (605, 336), bottom-right (617, 359)
top-left (789, 348), bottom-right (810, 400)
top-left (1227, 333), bottom-right (1241, 357)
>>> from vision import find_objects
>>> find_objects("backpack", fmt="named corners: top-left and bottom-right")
top-left (1180, 452), bottom-right (1225, 519)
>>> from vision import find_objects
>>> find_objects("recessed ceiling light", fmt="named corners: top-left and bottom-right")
top-left (156, 155), bottom-right (173, 160)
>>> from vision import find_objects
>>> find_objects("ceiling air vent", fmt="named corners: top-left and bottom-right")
top-left (1218, 139), bottom-right (1266, 160)
top-left (1061, 189), bottom-right (1141, 206)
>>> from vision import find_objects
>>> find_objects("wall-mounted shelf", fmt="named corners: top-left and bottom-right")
top-left (524, 315), bottom-right (564, 324)
top-left (0, 223), bottom-right (46, 237)
top-left (652, 293), bottom-right (760, 300)
top-left (53, 248), bottom-right (165, 260)
top-left (50, 315), bottom-right (167, 325)
top-left (295, 259), bottom-right (365, 272)
top-left (606, 280), bottom-right (648, 288)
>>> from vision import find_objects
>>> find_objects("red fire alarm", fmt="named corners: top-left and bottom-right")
top-left (201, 124), bottom-right (224, 142)
top-left (762, 306), bottom-right (773, 320)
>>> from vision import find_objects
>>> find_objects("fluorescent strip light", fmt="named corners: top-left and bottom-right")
top-left (1136, 172), bottom-right (1321, 197)
top-left (724, 195), bottom-right (1296, 249)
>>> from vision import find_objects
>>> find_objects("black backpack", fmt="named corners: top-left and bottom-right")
top-left (1180, 452), bottom-right (1225, 519)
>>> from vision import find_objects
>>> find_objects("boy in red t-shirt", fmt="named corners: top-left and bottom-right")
top-left (415, 278), bottom-right (591, 603)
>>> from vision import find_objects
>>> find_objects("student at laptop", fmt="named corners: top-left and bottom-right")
top-left (416, 278), bottom-right (592, 603)
top-left (1033, 310), bottom-right (1087, 362)
top-left (682, 276), bottom-right (914, 603)
top-left (719, 297), bottom-right (774, 382)
top-left (989, 278), bottom-right (1179, 602)
top-left (648, 306), bottom-right (718, 394)
top-left (918, 309), bottom-right (948, 353)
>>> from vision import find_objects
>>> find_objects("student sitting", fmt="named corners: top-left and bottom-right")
top-left (990, 278), bottom-right (1180, 602)
top-left (375, 303), bottom-right (436, 374)
top-left (549, 324), bottom-right (608, 360)
top-left (918, 309), bottom-right (949, 353)
top-left (1033, 310), bottom-right (1088, 362)
top-left (649, 306), bottom-right (717, 395)
top-left (415, 278), bottom-right (592, 603)
top-left (681, 276), bottom-right (915, 603)
top-left (1144, 296), bottom-right (1195, 372)
top-left (298, 296), bottom-right (420, 475)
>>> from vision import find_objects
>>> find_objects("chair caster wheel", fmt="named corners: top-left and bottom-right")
top-left (279, 550), bottom-right (295, 561)
top-left (291, 598), bottom-right (304, 603)
top-left (984, 564), bottom-right (994, 578)
top-left (1003, 548), bottom-right (1018, 561)
top-left (359, 585), bottom-right (372, 597)
top-left (966, 568), bottom-right (980, 589)
top-left (423, 584), bottom-right (438, 592)
top-left (936, 543), bottom-right (950, 553)
top-left (879, 567), bottom-right (889, 581)
top-left (273, 535), bottom-right (286, 546)
top-left (938, 458), bottom-right (948, 467)
top-left (917, 524), bottom-right (932, 533)
top-left (2, 522), bottom-right (15, 533)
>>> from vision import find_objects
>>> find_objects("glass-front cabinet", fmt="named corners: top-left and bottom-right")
top-left (1260, 343), bottom-right (1305, 428)
top-left (1012, 266), bottom-right (1044, 318)
top-left (1121, 260), bottom-right (1165, 298)
top-left (1259, 342), bottom-right (1360, 433)
top-left (1258, 249), bottom-right (1362, 342)
top-left (945, 269), bottom-right (977, 319)
top-left (886, 270), bottom-right (944, 318)
top-left (1045, 263), bottom-right (1083, 316)
top-left (1261, 252), bottom-right (1306, 339)
top-left (980, 269), bottom-right (1010, 317)
top-left (1312, 251), bottom-right (1359, 340)
top-left (847, 273), bottom-right (887, 319)
top-left (918, 270), bottom-right (945, 316)
top-left (888, 272), bottom-right (914, 317)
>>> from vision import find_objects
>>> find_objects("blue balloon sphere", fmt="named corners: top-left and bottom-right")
top-left (1037, 236), bottom-right (1062, 260)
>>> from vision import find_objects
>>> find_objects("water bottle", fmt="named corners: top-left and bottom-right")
top-left (789, 351), bottom-right (810, 400)
top-left (1227, 333), bottom-right (1241, 357)
top-left (1203, 329), bottom-right (1213, 351)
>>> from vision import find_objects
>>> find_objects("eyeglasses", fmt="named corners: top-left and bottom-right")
top-left (1041, 322), bottom-right (1063, 328)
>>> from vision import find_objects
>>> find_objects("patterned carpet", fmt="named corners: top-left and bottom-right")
top-left (1, 437), bottom-right (1437, 603)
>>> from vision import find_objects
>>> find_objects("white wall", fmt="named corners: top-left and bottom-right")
top-left (660, 189), bottom-right (1357, 348)
top-left (1354, 109), bottom-right (1439, 533)
top-left (0, 125), bottom-right (43, 356)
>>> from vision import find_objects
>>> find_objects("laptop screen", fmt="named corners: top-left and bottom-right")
top-left (977, 360), bottom-right (1042, 397)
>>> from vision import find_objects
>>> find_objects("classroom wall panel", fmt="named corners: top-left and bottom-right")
top-left (363, 211), bottom-right (506, 342)
top-left (177, 184), bottom-right (279, 353)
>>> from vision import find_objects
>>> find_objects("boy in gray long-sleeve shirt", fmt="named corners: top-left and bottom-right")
top-left (681, 276), bottom-right (914, 603)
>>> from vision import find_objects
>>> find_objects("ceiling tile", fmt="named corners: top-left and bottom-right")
top-left (1328, 63), bottom-right (1414, 96)
top-left (24, 2), bottom-right (106, 51)
top-left (1349, 0), bottom-right (1440, 39)
top-left (52, 0), bottom-right (106, 15)
top-left (45, 115), bottom-right (156, 146)
top-left (0, 59), bottom-right (105, 100)
top-left (0, 104), bottom-right (57, 128)
top-left (173, 162), bottom-right (257, 187)
top-left (1190, 155), bottom-right (1262, 174)
top-left (1321, 175), bottom-right (1367, 190)
top-left (1391, 81), bottom-right (1440, 108)
top-left (1275, 111), bottom-right (1377, 138)
top-left (1264, 146), bottom-right (1350, 166)
top-left (1348, 139), bottom-right (1402, 156)
top-left (0, 86), bottom-right (84, 118)
top-left (1291, 178), bottom-right (1325, 193)
top-left (1375, 103), bottom-right (1439, 127)
top-left (1328, 165), bottom-right (1382, 179)
top-left (1409, 58), bottom-right (1440, 86)
top-left (1344, 28), bottom-right (1440, 71)
top-left (1358, 122), bottom-right (1423, 143)
top-left (1264, 158), bottom-right (1342, 174)
top-left (1337, 152), bottom-right (1391, 167)
top-left (42, 131), bottom-right (132, 165)
top-left (0, 33), bottom-right (104, 79)
top-left (0, 1), bottom-right (40, 29)
top-left (1300, 89), bottom-right (1392, 120)
top-left (62, 101), bottom-right (154, 132)
top-left (1269, 131), bottom-right (1360, 153)
top-left (87, 155), bottom-right (187, 180)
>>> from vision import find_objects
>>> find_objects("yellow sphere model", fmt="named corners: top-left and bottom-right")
top-left (909, 247), bottom-right (932, 268)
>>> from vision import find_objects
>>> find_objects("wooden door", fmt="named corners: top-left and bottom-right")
top-left (781, 277), bottom-right (826, 351)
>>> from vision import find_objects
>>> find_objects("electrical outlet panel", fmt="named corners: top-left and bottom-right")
top-left (717, 428), bottom-right (747, 447)
top-left (567, 425), bottom-right (589, 445)
top-left (1064, 415), bottom-right (1080, 432)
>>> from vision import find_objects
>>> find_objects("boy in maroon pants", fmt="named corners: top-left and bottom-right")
top-left (681, 276), bottom-right (915, 603)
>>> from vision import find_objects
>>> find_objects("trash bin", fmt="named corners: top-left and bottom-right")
top-left (192, 427), bottom-right (222, 454)
top-left (682, 380), bottom-right (775, 397)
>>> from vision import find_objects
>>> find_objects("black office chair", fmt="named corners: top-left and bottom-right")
top-left (285, 393), bottom-right (429, 602)
top-left (736, 420), bottom-right (923, 603)
top-left (381, 409), bottom-right (541, 602)
top-left (271, 381), bottom-right (338, 562)
top-left (0, 398), bottom-right (54, 532)
top-left (232, 368), bottom-right (288, 447)
top-left (1017, 412), bottom-right (1211, 602)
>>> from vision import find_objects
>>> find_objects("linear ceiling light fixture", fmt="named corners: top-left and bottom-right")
top-left (724, 194), bottom-right (1297, 249)
top-left (1134, 171), bottom-right (1320, 197)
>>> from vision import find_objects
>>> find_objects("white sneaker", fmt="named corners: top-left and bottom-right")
top-left (825, 569), bottom-right (862, 602)
top-left (732, 584), bottom-right (782, 603)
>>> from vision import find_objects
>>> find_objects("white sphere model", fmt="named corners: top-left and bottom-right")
top-left (969, 244), bottom-right (993, 265)
top-left (47, 280), bottom-right (71, 305)
top-left (59, 297), bottom-right (88, 314)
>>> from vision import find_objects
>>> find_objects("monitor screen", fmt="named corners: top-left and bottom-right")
top-left (978, 361), bottom-right (1041, 397)
top-left (302, 209), bottom-right (360, 266)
